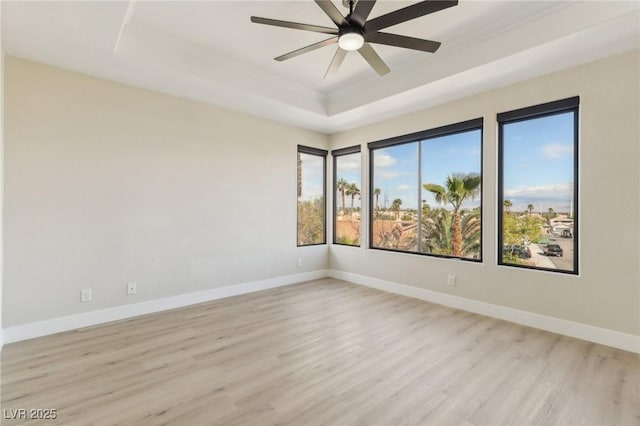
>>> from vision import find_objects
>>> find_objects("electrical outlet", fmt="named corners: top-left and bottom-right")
top-left (127, 282), bottom-right (137, 295)
top-left (447, 275), bottom-right (456, 287)
top-left (297, 258), bottom-right (303, 267)
top-left (81, 288), bottom-right (92, 302)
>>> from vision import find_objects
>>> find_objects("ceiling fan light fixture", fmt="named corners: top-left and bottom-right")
top-left (338, 32), bottom-right (364, 51)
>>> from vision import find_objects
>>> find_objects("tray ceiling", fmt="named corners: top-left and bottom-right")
top-left (2, 1), bottom-right (639, 133)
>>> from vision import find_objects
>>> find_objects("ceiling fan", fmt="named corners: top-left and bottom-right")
top-left (251, 0), bottom-right (458, 78)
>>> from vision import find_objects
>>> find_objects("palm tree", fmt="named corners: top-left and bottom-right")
top-left (391, 198), bottom-right (402, 219)
top-left (422, 209), bottom-right (453, 254)
top-left (423, 173), bottom-right (481, 257)
top-left (547, 207), bottom-right (555, 223)
top-left (527, 204), bottom-right (534, 215)
top-left (337, 178), bottom-right (348, 216)
top-left (297, 153), bottom-right (302, 202)
top-left (374, 188), bottom-right (381, 210)
top-left (345, 183), bottom-right (360, 216)
top-left (504, 199), bottom-right (512, 213)
top-left (460, 209), bottom-right (481, 256)
top-left (422, 208), bottom-right (481, 258)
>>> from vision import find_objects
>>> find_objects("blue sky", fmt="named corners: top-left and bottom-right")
top-left (370, 112), bottom-right (575, 213)
top-left (335, 152), bottom-right (362, 210)
top-left (312, 111), bottom-right (575, 214)
top-left (373, 130), bottom-right (482, 210)
top-left (503, 112), bottom-right (575, 213)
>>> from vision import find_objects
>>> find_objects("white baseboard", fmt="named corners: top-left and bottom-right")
top-left (2, 270), bottom-right (328, 345)
top-left (329, 269), bottom-right (640, 354)
top-left (3, 268), bottom-right (638, 354)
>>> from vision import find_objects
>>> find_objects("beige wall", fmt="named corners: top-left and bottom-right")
top-left (1, 45), bottom-right (4, 344)
top-left (329, 50), bottom-right (640, 335)
top-left (3, 51), bottom-right (639, 338)
top-left (3, 57), bottom-right (328, 326)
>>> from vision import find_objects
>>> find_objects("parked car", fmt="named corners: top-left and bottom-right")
top-left (543, 244), bottom-right (563, 257)
top-left (503, 245), bottom-right (532, 259)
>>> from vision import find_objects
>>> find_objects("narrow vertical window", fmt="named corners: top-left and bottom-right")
top-left (333, 146), bottom-right (361, 246)
top-left (498, 97), bottom-right (579, 274)
top-left (369, 119), bottom-right (483, 260)
top-left (297, 145), bottom-right (327, 246)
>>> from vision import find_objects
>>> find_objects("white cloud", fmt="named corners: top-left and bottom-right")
top-left (541, 144), bottom-right (572, 159)
top-left (504, 183), bottom-right (572, 198)
top-left (397, 184), bottom-right (411, 191)
top-left (375, 170), bottom-right (401, 180)
top-left (336, 158), bottom-right (360, 171)
top-left (301, 154), bottom-right (323, 168)
top-left (374, 151), bottom-right (397, 167)
top-left (504, 183), bottom-right (573, 212)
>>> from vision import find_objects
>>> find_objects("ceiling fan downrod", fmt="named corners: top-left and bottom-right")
top-left (342, 0), bottom-right (358, 13)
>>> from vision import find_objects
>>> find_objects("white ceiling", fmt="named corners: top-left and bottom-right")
top-left (2, 1), bottom-right (639, 133)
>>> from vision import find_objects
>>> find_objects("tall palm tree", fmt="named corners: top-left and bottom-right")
top-left (527, 204), bottom-right (534, 215)
top-left (374, 188), bottom-right (381, 210)
top-left (345, 183), bottom-right (360, 216)
top-left (423, 173), bottom-right (481, 257)
top-left (504, 199), bottom-right (512, 213)
top-left (547, 207), bottom-right (555, 223)
top-left (391, 198), bottom-right (402, 219)
top-left (337, 178), bottom-right (348, 216)
top-left (297, 153), bottom-right (302, 202)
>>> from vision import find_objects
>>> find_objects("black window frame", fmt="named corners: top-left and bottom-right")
top-left (497, 96), bottom-right (579, 275)
top-left (297, 144), bottom-right (328, 247)
top-left (332, 145), bottom-right (362, 247)
top-left (367, 118), bottom-right (484, 262)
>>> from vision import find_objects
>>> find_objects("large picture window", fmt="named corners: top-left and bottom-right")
top-left (369, 119), bottom-right (483, 260)
top-left (498, 97), bottom-right (579, 274)
top-left (333, 146), bottom-right (361, 246)
top-left (297, 145), bottom-right (327, 246)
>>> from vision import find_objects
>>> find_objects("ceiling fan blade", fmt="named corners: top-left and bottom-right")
top-left (314, 0), bottom-right (348, 28)
top-left (250, 17), bottom-right (339, 35)
top-left (324, 48), bottom-right (348, 79)
top-left (349, 0), bottom-right (377, 28)
top-left (366, 32), bottom-right (441, 53)
top-left (358, 43), bottom-right (390, 76)
top-left (365, 0), bottom-right (458, 33)
top-left (275, 37), bottom-right (339, 61)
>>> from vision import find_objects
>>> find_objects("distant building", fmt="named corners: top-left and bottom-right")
top-left (549, 215), bottom-right (574, 236)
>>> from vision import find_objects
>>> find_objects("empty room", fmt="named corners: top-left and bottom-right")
top-left (1, 1), bottom-right (639, 425)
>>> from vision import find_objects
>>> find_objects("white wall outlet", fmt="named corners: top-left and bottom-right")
top-left (297, 258), bottom-right (303, 267)
top-left (447, 275), bottom-right (456, 287)
top-left (127, 282), bottom-right (137, 295)
top-left (81, 288), bottom-right (92, 302)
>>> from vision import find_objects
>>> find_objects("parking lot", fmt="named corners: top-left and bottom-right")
top-left (547, 236), bottom-right (574, 270)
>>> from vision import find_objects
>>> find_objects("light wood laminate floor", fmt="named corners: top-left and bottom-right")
top-left (2, 278), bottom-right (639, 425)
